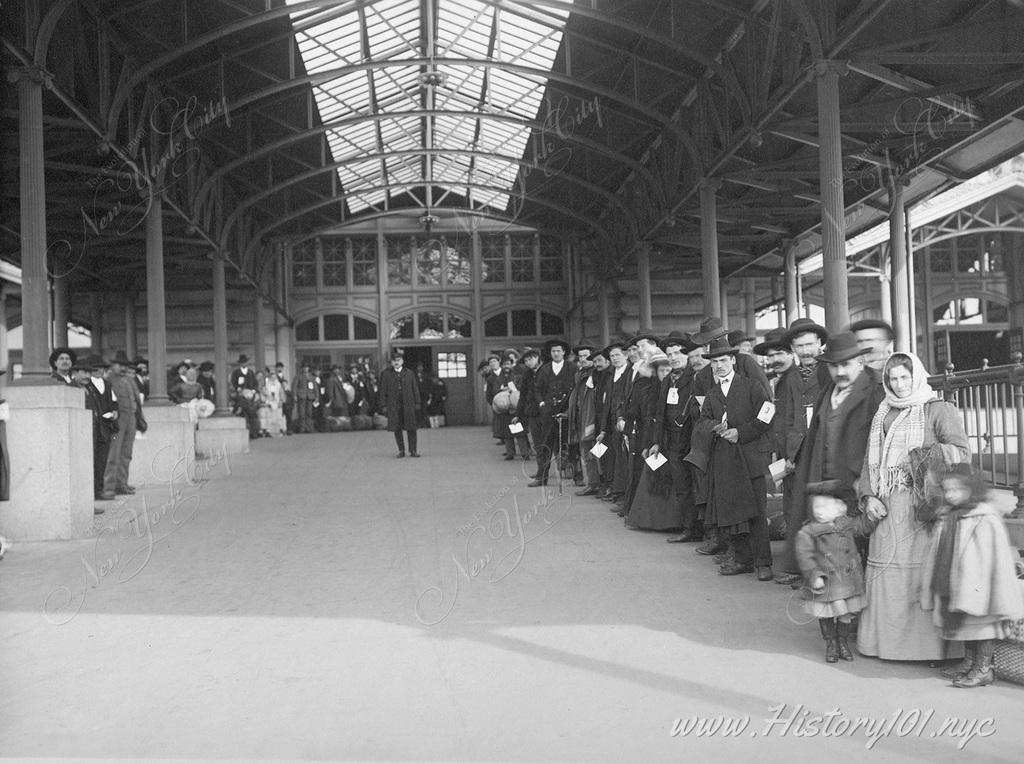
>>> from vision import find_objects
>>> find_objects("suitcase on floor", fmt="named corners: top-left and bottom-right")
top-left (326, 415), bottom-right (352, 432)
top-left (352, 414), bottom-right (374, 430)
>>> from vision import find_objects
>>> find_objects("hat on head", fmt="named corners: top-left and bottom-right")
top-left (503, 346), bottom-right (520, 359)
top-left (727, 329), bottom-right (754, 347)
top-left (647, 350), bottom-right (671, 367)
top-left (110, 350), bottom-right (132, 366)
top-left (701, 337), bottom-right (740, 360)
top-left (692, 316), bottom-right (729, 345)
top-left (805, 479), bottom-right (855, 504)
top-left (48, 347), bottom-right (77, 368)
top-left (626, 330), bottom-right (661, 348)
top-left (848, 318), bottom-right (895, 339)
top-left (662, 330), bottom-right (700, 354)
top-left (133, 356), bottom-right (148, 367)
top-left (199, 361), bottom-right (215, 371)
top-left (601, 340), bottom-right (625, 359)
top-left (85, 355), bottom-right (111, 370)
top-left (783, 317), bottom-right (829, 346)
top-left (176, 360), bottom-right (190, 371)
top-left (236, 354), bottom-right (250, 365)
top-left (573, 338), bottom-right (597, 354)
top-left (818, 332), bottom-right (870, 364)
top-left (543, 338), bottom-right (570, 354)
top-left (753, 328), bottom-right (790, 356)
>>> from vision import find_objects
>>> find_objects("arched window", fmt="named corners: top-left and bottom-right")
top-left (388, 312), bottom-right (471, 340)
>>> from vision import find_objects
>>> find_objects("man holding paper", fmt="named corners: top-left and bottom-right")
top-left (693, 338), bottom-right (774, 580)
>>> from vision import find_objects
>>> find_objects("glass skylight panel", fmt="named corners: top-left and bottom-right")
top-left (287, 0), bottom-right (574, 215)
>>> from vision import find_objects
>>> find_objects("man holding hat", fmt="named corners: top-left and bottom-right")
top-left (791, 332), bottom-right (885, 571)
top-left (49, 347), bottom-right (76, 385)
top-left (848, 318), bottom-right (895, 386)
top-left (528, 339), bottom-right (577, 486)
top-left (379, 350), bottom-right (422, 457)
top-left (690, 337), bottom-right (774, 580)
top-left (99, 351), bottom-right (147, 500)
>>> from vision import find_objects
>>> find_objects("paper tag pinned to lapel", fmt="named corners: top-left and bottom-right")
top-left (757, 401), bottom-right (776, 423)
top-left (666, 387), bottom-right (679, 405)
top-left (695, 395), bottom-right (706, 408)
top-left (585, 375), bottom-right (594, 389)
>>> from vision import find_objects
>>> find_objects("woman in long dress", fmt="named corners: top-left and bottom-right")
top-left (261, 369), bottom-right (287, 436)
top-left (857, 352), bottom-right (969, 660)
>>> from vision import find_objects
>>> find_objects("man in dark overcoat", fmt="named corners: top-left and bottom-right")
top-left (693, 338), bottom-right (774, 580)
top-left (81, 355), bottom-right (117, 500)
top-left (379, 351), bottom-right (422, 457)
top-left (792, 332), bottom-right (886, 565)
top-left (100, 351), bottom-right (147, 500)
top-left (595, 341), bottom-right (630, 500)
top-left (528, 339), bottom-right (577, 486)
top-left (232, 354), bottom-right (260, 439)
top-left (512, 347), bottom-right (541, 468)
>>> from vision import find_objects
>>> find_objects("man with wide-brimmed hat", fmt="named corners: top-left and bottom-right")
top-left (847, 318), bottom-right (895, 385)
top-left (688, 338), bottom-right (774, 580)
top-left (790, 332), bottom-right (884, 581)
top-left (727, 329), bottom-right (755, 355)
top-left (99, 351), bottom-right (146, 500)
top-left (134, 357), bottom-right (150, 400)
top-left (81, 355), bottom-right (116, 500)
top-left (512, 347), bottom-right (542, 467)
top-left (649, 331), bottom-right (705, 540)
top-left (48, 347), bottom-right (77, 385)
top-left (528, 339), bottom-right (578, 486)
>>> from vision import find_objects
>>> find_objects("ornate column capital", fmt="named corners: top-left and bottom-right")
top-left (699, 177), bottom-right (723, 194)
top-left (813, 59), bottom-right (849, 79)
top-left (5, 64), bottom-right (53, 89)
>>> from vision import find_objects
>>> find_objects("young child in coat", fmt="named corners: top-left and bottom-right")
top-left (922, 463), bottom-right (1024, 688)
top-left (796, 480), bottom-right (883, 663)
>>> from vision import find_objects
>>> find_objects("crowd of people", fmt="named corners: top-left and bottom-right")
top-left (480, 317), bottom-right (1024, 687)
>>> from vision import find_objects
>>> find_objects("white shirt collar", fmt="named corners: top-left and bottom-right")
top-left (717, 371), bottom-right (736, 391)
top-left (552, 360), bottom-right (564, 373)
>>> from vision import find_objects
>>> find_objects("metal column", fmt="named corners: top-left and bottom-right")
top-left (888, 178), bottom-right (911, 352)
top-left (637, 242), bottom-right (652, 329)
top-left (145, 196), bottom-right (169, 403)
top-left (816, 60), bottom-right (851, 331)
top-left (212, 252), bottom-right (230, 413)
top-left (700, 180), bottom-right (722, 318)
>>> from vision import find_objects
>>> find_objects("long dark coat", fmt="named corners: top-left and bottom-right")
top-left (796, 514), bottom-right (878, 602)
top-left (379, 366), bottom-right (421, 432)
top-left (780, 361), bottom-right (832, 461)
top-left (792, 371), bottom-right (886, 518)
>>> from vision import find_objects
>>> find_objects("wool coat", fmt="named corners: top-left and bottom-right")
top-left (796, 513), bottom-right (879, 602)
top-left (379, 365), bottom-right (421, 432)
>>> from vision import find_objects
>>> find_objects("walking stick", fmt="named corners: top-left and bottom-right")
top-left (554, 412), bottom-right (568, 495)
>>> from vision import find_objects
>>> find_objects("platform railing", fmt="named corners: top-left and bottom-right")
top-left (928, 353), bottom-right (1024, 517)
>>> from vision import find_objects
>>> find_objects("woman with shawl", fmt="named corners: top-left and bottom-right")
top-left (857, 352), bottom-right (970, 660)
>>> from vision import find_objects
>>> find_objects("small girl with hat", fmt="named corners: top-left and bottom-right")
top-left (795, 480), bottom-right (883, 663)
top-left (921, 463), bottom-right (1024, 687)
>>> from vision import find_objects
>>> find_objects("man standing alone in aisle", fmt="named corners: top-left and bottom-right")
top-left (99, 351), bottom-right (147, 500)
top-left (379, 351), bottom-right (422, 458)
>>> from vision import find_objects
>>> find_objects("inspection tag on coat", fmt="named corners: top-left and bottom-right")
top-left (585, 375), bottom-right (594, 389)
top-left (508, 422), bottom-right (524, 434)
top-left (695, 395), bottom-right (706, 408)
top-left (645, 452), bottom-right (668, 471)
top-left (757, 401), bottom-right (776, 423)
top-left (667, 387), bottom-right (679, 405)
top-left (590, 442), bottom-right (608, 458)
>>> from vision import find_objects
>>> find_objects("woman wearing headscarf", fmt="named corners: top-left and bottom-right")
top-left (857, 352), bottom-right (970, 661)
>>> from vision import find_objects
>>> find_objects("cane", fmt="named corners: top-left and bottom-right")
top-left (554, 412), bottom-right (568, 495)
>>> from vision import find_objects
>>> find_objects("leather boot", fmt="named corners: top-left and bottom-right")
top-left (941, 643), bottom-right (975, 680)
top-left (953, 641), bottom-right (995, 688)
top-left (819, 619), bottom-right (839, 663)
top-left (835, 620), bottom-right (855, 661)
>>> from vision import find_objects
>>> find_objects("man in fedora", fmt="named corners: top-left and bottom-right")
top-left (81, 355), bottom-right (116, 500)
top-left (49, 347), bottom-right (77, 385)
top-left (690, 338), bottom-right (774, 580)
top-left (232, 353), bottom-right (260, 439)
top-left (650, 331), bottom-right (703, 541)
top-left (594, 340), bottom-right (629, 500)
top-left (529, 338), bottom-right (577, 487)
top-left (691, 316), bottom-right (771, 398)
top-left (100, 351), bottom-right (147, 500)
top-left (791, 332), bottom-right (884, 573)
top-left (847, 318), bottom-right (895, 385)
top-left (379, 350), bottom-right (422, 457)
top-left (568, 340), bottom-right (601, 493)
top-left (727, 329), bottom-right (755, 355)
top-left (134, 357), bottom-right (150, 401)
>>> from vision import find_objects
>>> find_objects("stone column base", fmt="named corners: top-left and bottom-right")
top-left (1, 384), bottom-right (92, 540)
top-left (196, 415), bottom-right (250, 458)
top-left (129, 405), bottom-right (195, 488)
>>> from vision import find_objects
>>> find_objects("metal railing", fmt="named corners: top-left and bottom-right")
top-left (928, 353), bottom-right (1024, 517)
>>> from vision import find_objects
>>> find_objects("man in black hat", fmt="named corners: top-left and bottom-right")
top-left (379, 350), bottom-right (422, 457)
top-left (595, 341), bottom-right (630, 501)
top-left (512, 347), bottom-right (542, 465)
top-left (650, 332), bottom-right (703, 541)
top-left (691, 316), bottom-right (771, 398)
top-left (99, 351), bottom-right (147, 500)
top-left (727, 329), bottom-right (755, 355)
top-left (49, 347), bottom-right (76, 385)
top-left (292, 363), bottom-right (320, 433)
top-left (792, 332), bottom-right (885, 573)
top-left (528, 339), bottom-right (577, 486)
top-left (848, 318), bottom-right (895, 385)
top-left (232, 354), bottom-right (260, 439)
top-left (82, 355), bottom-right (116, 500)
top-left (198, 361), bottom-right (216, 401)
top-left (134, 358), bottom-right (150, 401)
top-left (568, 340), bottom-right (601, 493)
top-left (690, 338), bottom-right (774, 580)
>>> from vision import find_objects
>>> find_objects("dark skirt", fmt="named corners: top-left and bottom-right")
top-left (625, 462), bottom-right (683, 530)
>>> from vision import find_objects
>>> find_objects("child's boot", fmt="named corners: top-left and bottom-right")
top-left (941, 642), bottom-right (974, 680)
top-left (819, 619), bottom-right (838, 663)
top-left (835, 620), bottom-right (855, 661)
top-left (954, 640), bottom-right (995, 688)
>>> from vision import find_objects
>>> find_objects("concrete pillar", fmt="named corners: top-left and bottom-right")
top-left (52, 274), bottom-right (70, 348)
top-left (816, 59), bottom-right (851, 331)
top-left (145, 196), bottom-right (169, 403)
top-left (10, 66), bottom-right (50, 378)
top-left (211, 252), bottom-right (230, 413)
top-left (743, 278), bottom-right (757, 338)
top-left (784, 242), bottom-right (799, 325)
top-left (597, 280), bottom-right (610, 347)
top-left (124, 293), bottom-right (137, 360)
top-left (90, 293), bottom-right (105, 355)
top-left (700, 180), bottom-right (722, 318)
top-left (636, 242), bottom-right (652, 329)
top-left (888, 178), bottom-right (911, 352)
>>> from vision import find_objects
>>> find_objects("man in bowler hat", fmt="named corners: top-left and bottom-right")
top-left (529, 339), bottom-right (578, 486)
top-left (379, 350), bottom-right (422, 457)
top-left (99, 351), bottom-right (147, 500)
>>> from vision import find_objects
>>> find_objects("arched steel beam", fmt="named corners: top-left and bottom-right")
top-left (783, 0), bottom-right (824, 61)
top-left (32, 0), bottom-right (76, 64)
top-left (218, 146), bottom-right (633, 250)
top-left (241, 180), bottom-right (621, 267)
top-left (104, 0), bottom-right (739, 150)
top-left (194, 108), bottom-right (658, 214)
